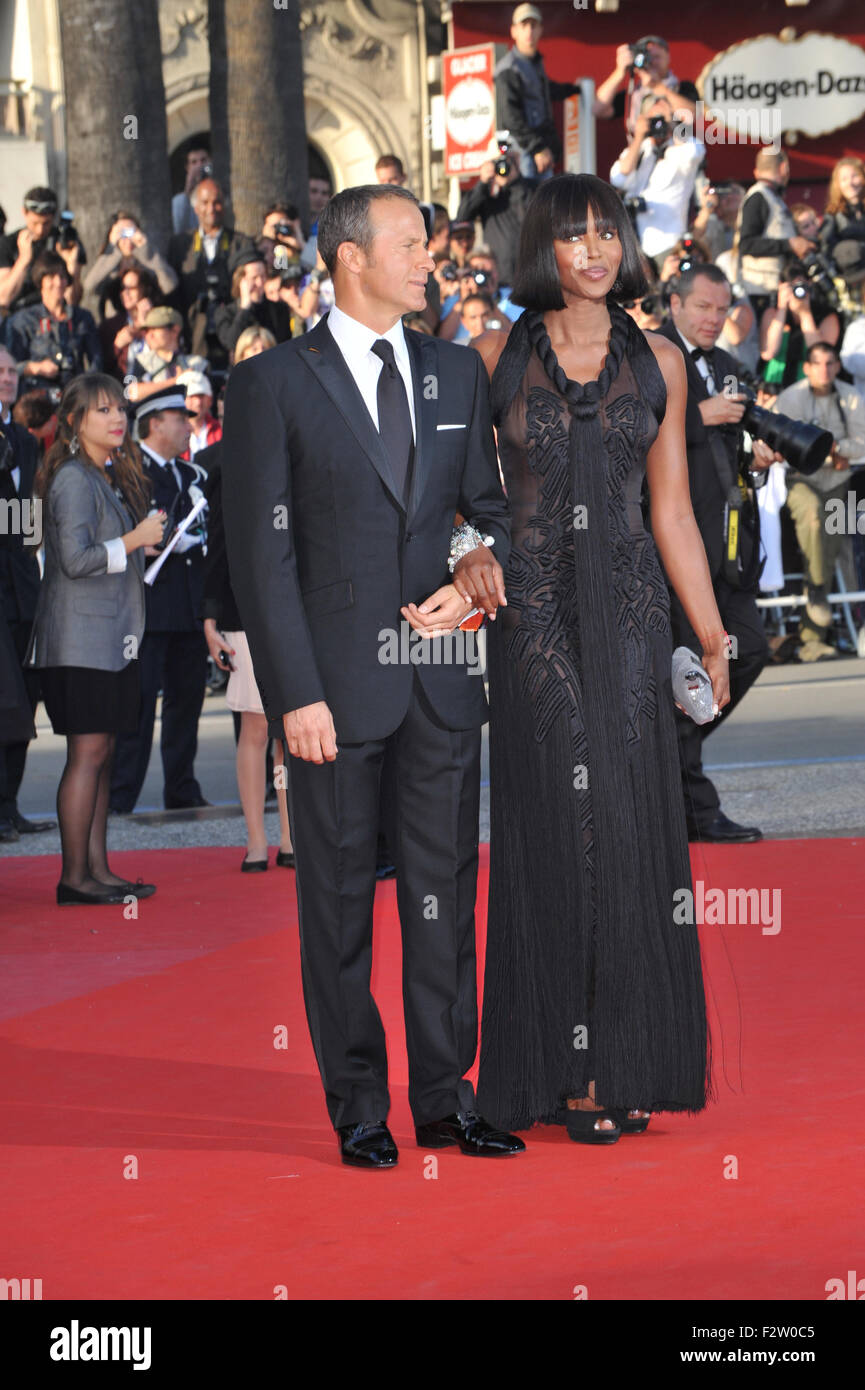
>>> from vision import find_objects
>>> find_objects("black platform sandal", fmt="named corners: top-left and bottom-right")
top-left (606, 1108), bottom-right (651, 1134)
top-left (563, 1106), bottom-right (621, 1145)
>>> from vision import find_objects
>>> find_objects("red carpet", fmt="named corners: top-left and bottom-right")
top-left (1, 838), bottom-right (862, 1301)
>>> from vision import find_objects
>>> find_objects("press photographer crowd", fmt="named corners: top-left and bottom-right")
top-left (1, 3), bottom-right (863, 907)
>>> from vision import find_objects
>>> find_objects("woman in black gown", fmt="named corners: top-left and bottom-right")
top-left (464, 175), bottom-right (731, 1144)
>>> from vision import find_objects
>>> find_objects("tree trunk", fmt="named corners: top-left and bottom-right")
top-left (223, 0), bottom-right (309, 237)
top-left (59, 0), bottom-right (171, 264)
top-left (207, 0), bottom-right (231, 212)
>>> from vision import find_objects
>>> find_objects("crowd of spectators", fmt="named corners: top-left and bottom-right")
top-left (1, 4), bottom-right (864, 859)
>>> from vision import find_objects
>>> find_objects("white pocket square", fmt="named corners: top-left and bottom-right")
top-left (437, 423), bottom-right (466, 430)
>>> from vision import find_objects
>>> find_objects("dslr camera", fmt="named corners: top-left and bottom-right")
top-left (46, 211), bottom-right (80, 253)
top-left (629, 40), bottom-right (653, 71)
top-left (493, 140), bottom-right (512, 180)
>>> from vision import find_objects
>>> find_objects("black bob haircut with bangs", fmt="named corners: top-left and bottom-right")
top-left (511, 173), bottom-right (648, 312)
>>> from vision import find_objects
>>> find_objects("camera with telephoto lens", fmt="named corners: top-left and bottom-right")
top-left (648, 114), bottom-right (671, 142)
top-left (731, 381), bottom-right (834, 476)
top-left (630, 40), bottom-right (653, 71)
top-left (799, 249), bottom-right (840, 310)
top-left (470, 269), bottom-right (491, 290)
top-left (494, 140), bottom-right (511, 179)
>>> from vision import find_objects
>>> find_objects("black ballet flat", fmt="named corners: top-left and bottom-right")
top-left (241, 855), bottom-right (268, 873)
top-left (99, 878), bottom-right (156, 899)
top-left (275, 850), bottom-right (295, 869)
top-left (56, 882), bottom-right (129, 906)
top-left (606, 1107), bottom-right (651, 1134)
top-left (563, 1106), bottom-right (621, 1145)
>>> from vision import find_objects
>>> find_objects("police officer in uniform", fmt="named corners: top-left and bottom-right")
top-left (109, 383), bottom-right (210, 813)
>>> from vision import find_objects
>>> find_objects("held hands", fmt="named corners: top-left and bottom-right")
top-left (698, 393), bottom-right (746, 427)
top-left (284, 701), bottom-right (338, 763)
top-left (452, 545), bottom-right (507, 620)
top-left (401, 583), bottom-right (474, 637)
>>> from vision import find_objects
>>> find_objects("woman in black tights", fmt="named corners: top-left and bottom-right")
top-left (28, 373), bottom-right (165, 904)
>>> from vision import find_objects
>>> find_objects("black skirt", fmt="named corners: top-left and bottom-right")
top-left (39, 662), bottom-right (140, 736)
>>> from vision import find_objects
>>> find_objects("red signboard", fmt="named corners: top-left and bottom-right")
top-left (443, 44), bottom-right (497, 179)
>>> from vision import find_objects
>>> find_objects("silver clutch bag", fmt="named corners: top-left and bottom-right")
top-left (671, 646), bottom-right (716, 725)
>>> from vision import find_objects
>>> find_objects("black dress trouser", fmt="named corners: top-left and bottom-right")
top-left (285, 673), bottom-right (481, 1131)
top-left (0, 618), bottom-right (38, 820)
top-left (110, 629), bottom-right (207, 812)
top-left (669, 577), bottom-right (769, 831)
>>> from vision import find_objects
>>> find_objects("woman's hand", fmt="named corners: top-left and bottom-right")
top-left (452, 545), bottom-right (507, 619)
top-left (702, 645), bottom-right (731, 717)
top-left (204, 618), bottom-right (235, 669)
top-left (401, 584), bottom-right (476, 636)
top-left (132, 511), bottom-right (166, 551)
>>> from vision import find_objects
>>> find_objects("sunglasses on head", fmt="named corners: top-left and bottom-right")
top-left (24, 200), bottom-right (56, 215)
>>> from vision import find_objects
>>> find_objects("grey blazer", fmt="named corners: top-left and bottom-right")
top-left (27, 458), bottom-right (145, 671)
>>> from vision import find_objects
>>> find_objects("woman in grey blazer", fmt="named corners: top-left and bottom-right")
top-left (29, 373), bottom-right (165, 905)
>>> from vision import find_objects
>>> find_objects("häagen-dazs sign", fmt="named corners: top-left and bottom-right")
top-left (697, 32), bottom-right (865, 141)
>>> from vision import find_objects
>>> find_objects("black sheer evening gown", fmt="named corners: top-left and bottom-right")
top-left (476, 306), bottom-right (714, 1131)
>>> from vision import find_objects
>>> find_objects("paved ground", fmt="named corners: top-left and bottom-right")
top-left (2, 654), bottom-right (864, 860)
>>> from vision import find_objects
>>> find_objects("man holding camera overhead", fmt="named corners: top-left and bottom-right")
top-left (594, 34), bottom-right (698, 136)
top-left (0, 186), bottom-right (87, 313)
top-left (610, 95), bottom-right (704, 268)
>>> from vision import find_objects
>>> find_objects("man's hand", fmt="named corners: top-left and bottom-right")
top-left (452, 545), bottom-right (506, 619)
top-left (788, 235), bottom-right (816, 260)
top-left (698, 393), bottom-right (746, 427)
top-left (15, 228), bottom-right (34, 264)
top-left (750, 439), bottom-right (784, 470)
top-left (534, 148), bottom-right (554, 173)
top-left (401, 584), bottom-right (475, 637)
top-left (614, 42), bottom-right (633, 75)
top-left (829, 444), bottom-right (848, 470)
top-left (26, 358), bottom-right (60, 378)
top-left (283, 701), bottom-right (337, 763)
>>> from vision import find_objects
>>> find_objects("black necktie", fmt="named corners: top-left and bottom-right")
top-left (371, 338), bottom-right (413, 503)
top-left (690, 345), bottom-right (718, 393)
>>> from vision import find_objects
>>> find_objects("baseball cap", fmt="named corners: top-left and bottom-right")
top-left (176, 370), bottom-right (212, 397)
top-left (512, 4), bottom-right (542, 24)
top-left (142, 306), bottom-right (183, 330)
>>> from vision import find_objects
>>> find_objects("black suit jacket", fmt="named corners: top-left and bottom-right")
top-left (199, 442), bottom-right (242, 633)
top-left (139, 449), bottom-right (208, 631)
top-left (221, 314), bottom-right (510, 742)
top-left (656, 321), bottom-right (761, 588)
top-left (0, 420), bottom-right (41, 625)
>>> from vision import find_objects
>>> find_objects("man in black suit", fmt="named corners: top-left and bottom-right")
top-left (0, 345), bottom-right (55, 840)
top-left (656, 264), bottom-right (776, 843)
top-left (109, 384), bottom-right (210, 813)
top-left (221, 184), bottom-right (524, 1168)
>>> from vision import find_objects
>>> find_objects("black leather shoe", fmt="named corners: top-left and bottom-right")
top-left (97, 878), bottom-right (157, 899)
top-left (337, 1121), bottom-right (398, 1169)
top-left (688, 811), bottom-right (763, 844)
top-left (165, 796), bottom-right (211, 810)
top-left (415, 1110), bottom-right (526, 1156)
top-left (12, 812), bottom-right (57, 834)
top-left (0, 819), bottom-right (20, 843)
top-left (275, 850), bottom-right (295, 869)
top-left (57, 882), bottom-right (130, 906)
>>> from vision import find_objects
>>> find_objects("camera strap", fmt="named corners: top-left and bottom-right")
top-left (707, 430), bottom-right (742, 586)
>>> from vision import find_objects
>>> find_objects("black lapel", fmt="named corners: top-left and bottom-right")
top-left (404, 328), bottom-right (438, 522)
top-left (666, 323), bottom-right (710, 402)
top-left (299, 314), bottom-right (405, 512)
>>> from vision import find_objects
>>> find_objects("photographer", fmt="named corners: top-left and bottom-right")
top-left (82, 213), bottom-right (177, 311)
top-left (610, 95), bottom-right (704, 265)
top-left (125, 306), bottom-right (207, 404)
top-left (657, 263), bottom-right (778, 843)
top-left (256, 202), bottom-right (307, 273)
top-left (439, 249), bottom-right (522, 343)
top-left (456, 145), bottom-right (536, 288)
top-left (692, 182), bottom-right (745, 261)
top-left (172, 147), bottom-right (211, 236)
top-left (594, 34), bottom-right (698, 136)
top-left (759, 263), bottom-right (840, 388)
top-left (0, 187), bottom-right (87, 314)
top-left (214, 250), bottom-right (293, 359)
top-left (734, 149), bottom-right (812, 316)
top-left (493, 3), bottom-right (581, 179)
top-left (775, 342), bottom-right (865, 660)
top-left (3, 252), bottom-right (102, 394)
top-left (166, 178), bottom-right (254, 372)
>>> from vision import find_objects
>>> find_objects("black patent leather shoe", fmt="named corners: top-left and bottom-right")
top-left (415, 1110), bottom-right (526, 1156)
top-left (12, 812), bottom-right (57, 834)
top-left (688, 810), bottom-right (763, 844)
top-left (0, 819), bottom-right (20, 843)
top-left (275, 850), bottom-right (295, 869)
top-left (57, 882), bottom-right (130, 906)
top-left (337, 1121), bottom-right (398, 1169)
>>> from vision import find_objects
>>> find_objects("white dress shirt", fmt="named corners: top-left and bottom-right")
top-left (610, 136), bottom-right (705, 260)
top-left (325, 303), bottom-right (416, 442)
top-left (676, 328), bottom-right (718, 395)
